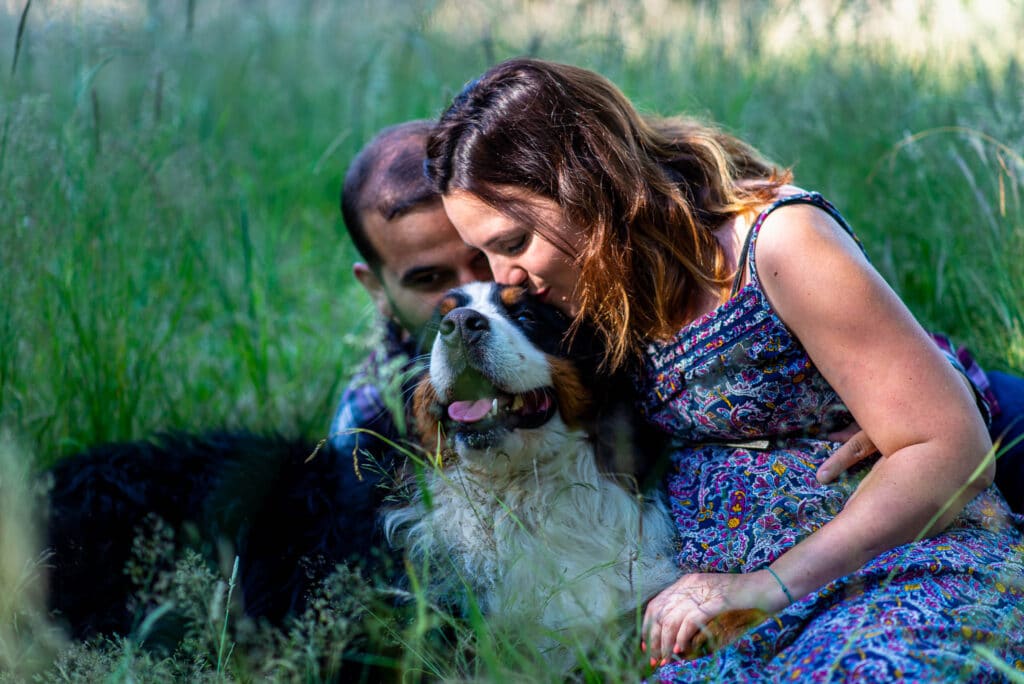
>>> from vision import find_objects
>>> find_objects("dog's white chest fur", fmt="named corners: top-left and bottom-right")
top-left (386, 417), bottom-right (678, 635)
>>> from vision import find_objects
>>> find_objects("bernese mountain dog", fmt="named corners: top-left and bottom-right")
top-left (385, 282), bottom-right (680, 666)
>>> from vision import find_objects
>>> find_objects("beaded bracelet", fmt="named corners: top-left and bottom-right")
top-left (766, 566), bottom-right (794, 605)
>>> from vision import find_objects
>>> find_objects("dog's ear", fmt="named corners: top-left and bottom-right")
top-left (581, 361), bottom-right (669, 489)
top-left (411, 377), bottom-right (444, 454)
top-left (548, 356), bottom-right (593, 428)
top-left (589, 397), bottom-right (670, 489)
top-left (553, 318), bottom-right (670, 486)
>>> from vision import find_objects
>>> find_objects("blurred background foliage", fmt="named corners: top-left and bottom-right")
top-left (0, 0), bottom-right (1021, 464)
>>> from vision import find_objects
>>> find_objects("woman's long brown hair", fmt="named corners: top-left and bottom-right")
top-left (426, 58), bottom-right (791, 372)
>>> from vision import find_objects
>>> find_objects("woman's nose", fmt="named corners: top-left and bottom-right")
top-left (492, 261), bottom-right (527, 286)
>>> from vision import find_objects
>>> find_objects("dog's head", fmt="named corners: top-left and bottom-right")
top-left (411, 282), bottom-right (598, 467)
top-left (411, 282), bottom-right (662, 477)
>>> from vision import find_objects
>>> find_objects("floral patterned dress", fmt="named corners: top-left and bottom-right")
top-left (638, 192), bottom-right (1024, 682)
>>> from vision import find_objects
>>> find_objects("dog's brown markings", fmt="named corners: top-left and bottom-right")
top-left (685, 608), bottom-right (769, 659)
top-left (411, 379), bottom-right (455, 466)
top-left (547, 356), bottom-right (592, 428)
top-left (499, 284), bottom-right (528, 308)
top-left (438, 295), bottom-right (460, 317)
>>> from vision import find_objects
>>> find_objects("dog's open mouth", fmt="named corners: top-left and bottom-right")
top-left (446, 387), bottom-right (556, 430)
top-left (440, 369), bottom-right (558, 441)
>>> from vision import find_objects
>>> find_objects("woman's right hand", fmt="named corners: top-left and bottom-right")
top-left (817, 370), bottom-right (980, 484)
top-left (817, 426), bottom-right (878, 484)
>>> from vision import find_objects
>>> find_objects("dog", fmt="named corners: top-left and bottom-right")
top-left (384, 282), bottom-right (682, 664)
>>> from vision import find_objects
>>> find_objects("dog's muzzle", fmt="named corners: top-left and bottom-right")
top-left (438, 307), bottom-right (490, 348)
top-left (434, 306), bottom-right (559, 448)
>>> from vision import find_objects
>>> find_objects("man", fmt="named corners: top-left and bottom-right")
top-left (332, 121), bottom-right (1024, 513)
top-left (328, 120), bottom-right (491, 475)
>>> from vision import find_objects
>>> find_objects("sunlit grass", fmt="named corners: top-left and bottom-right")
top-left (1, 0), bottom-right (1022, 680)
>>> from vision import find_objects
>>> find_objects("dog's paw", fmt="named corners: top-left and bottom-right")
top-left (684, 608), bottom-right (769, 659)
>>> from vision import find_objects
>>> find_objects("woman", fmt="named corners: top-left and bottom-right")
top-left (425, 58), bottom-right (1024, 680)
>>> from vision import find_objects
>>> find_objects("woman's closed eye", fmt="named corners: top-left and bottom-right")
top-left (501, 233), bottom-right (530, 255)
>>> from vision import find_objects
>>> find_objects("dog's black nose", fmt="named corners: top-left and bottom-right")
top-left (439, 308), bottom-right (489, 346)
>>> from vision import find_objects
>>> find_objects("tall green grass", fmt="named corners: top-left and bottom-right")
top-left (1, 0), bottom-right (1022, 680)
top-left (1, 0), bottom-right (1021, 461)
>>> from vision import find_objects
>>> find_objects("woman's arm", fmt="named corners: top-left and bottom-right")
top-left (817, 372), bottom-right (981, 483)
top-left (755, 200), bottom-right (993, 588)
top-left (643, 203), bottom-right (994, 661)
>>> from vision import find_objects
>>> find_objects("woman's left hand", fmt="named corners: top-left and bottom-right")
top-left (642, 570), bottom-right (786, 663)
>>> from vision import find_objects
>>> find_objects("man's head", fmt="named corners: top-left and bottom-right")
top-left (342, 120), bottom-right (492, 339)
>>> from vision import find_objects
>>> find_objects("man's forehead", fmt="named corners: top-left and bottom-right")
top-left (367, 206), bottom-right (462, 266)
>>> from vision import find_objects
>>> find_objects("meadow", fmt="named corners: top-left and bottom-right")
top-left (1, 0), bottom-right (1022, 681)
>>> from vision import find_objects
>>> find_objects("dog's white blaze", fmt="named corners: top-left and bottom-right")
top-left (428, 282), bottom-right (552, 398)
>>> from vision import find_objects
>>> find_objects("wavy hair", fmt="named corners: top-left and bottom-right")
top-left (426, 58), bottom-right (791, 371)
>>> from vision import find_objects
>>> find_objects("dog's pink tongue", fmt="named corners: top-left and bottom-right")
top-left (447, 398), bottom-right (493, 423)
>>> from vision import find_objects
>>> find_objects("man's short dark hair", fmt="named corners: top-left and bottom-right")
top-left (341, 120), bottom-right (441, 271)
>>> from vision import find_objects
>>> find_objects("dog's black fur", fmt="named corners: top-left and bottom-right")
top-left (45, 431), bottom-right (395, 641)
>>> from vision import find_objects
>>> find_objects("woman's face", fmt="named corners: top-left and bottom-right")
top-left (442, 189), bottom-right (582, 317)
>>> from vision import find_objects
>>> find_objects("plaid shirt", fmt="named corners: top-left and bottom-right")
top-left (930, 332), bottom-right (1000, 423)
top-left (329, 321), bottom-right (424, 471)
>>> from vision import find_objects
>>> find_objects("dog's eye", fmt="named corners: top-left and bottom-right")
top-left (516, 310), bottom-right (535, 323)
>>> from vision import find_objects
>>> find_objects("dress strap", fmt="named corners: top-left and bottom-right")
top-left (729, 191), bottom-right (862, 297)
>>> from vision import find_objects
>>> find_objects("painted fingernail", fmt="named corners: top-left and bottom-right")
top-left (641, 641), bottom-right (646, 653)
top-left (659, 658), bottom-right (668, 667)
top-left (673, 644), bottom-right (681, 655)
top-left (650, 657), bottom-right (657, 668)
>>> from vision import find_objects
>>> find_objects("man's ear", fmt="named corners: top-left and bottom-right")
top-left (353, 262), bottom-right (393, 320)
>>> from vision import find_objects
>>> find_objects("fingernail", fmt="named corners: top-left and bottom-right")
top-left (659, 658), bottom-right (668, 667)
top-left (650, 657), bottom-right (657, 668)
top-left (673, 644), bottom-right (681, 655)
top-left (641, 641), bottom-right (646, 653)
